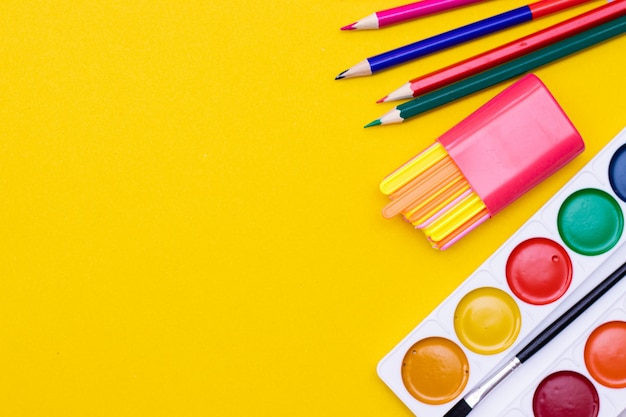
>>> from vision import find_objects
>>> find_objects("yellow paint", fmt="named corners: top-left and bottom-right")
top-left (454, 287), bottom-right (522, 354)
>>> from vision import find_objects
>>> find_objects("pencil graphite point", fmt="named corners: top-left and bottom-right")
top-left (341, 23), bottom-right (356, 30)
top-left (335, 70), bottom-right (348, 80)
top-left (364, 119), bottom-right (382, 128)
top-left (376, 95), bottom-right (388, 104)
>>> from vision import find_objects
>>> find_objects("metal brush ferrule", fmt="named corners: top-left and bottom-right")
top-left (464, 357), bottom-right (522, 408)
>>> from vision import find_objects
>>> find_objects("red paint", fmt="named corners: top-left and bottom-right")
top-left (506, 238), bottom-right (573, 305)
top-left (532, 371), bottom-right (599, 417)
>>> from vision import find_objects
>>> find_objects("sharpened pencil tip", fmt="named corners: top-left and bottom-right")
top-left (335, 70), bottom-right (348, 80)
top-left (376, 95), bottom-right (388, 104)
top-left (364, 119), bottom-right (382, 128)
top-left (341, 23), bottom-right (356, 30)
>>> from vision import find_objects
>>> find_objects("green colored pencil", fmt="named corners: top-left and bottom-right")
top-left (365, 15), bottom-right (626, 128)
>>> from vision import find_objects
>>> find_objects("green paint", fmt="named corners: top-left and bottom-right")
top-left (557, 188), bottom-right (623, 256)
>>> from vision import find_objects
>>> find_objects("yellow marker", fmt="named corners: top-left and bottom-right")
top-left (379, 142), bottom-right (447, 195)
top-left (406, 179), bottom-right (470, 227)
top-left (423, 193), bottom-right (486, 242)
top-left (431, 208), bottom-right (490, 249)
top-left (382, 158), bottom-right (462, 218)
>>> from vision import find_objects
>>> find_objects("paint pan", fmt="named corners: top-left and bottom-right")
top-left (378, 127), bottom-right (626, 417)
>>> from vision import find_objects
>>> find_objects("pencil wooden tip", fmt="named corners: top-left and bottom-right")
top-left (385, 83), bottom-right (415, 102)
top-left (364, 119), bottom-right (381, 128)
top-left (341, 23), bottom-right (356, 30)
top-left (334, 60), bottom-right (372, 79)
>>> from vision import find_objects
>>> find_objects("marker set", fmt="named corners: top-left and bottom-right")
top-left (377, 127), bottom-right (626, 416)
top-left (380, 74), bottom-right (585, 249)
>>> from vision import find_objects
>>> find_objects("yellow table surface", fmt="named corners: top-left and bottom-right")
top-left (1, 1), bottom-right (624, 416)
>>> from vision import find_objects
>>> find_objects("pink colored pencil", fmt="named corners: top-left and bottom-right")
top-left (341, 0), bottom-right (487, 30)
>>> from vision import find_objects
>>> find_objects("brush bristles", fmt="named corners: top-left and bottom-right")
top-left (443, 399), bottom-right (472, 417)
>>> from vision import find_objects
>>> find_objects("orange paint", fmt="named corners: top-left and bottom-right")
top-left (401, 337), bottom-right (469, 405)
top-left (584, 321), bottom-right (626, 388)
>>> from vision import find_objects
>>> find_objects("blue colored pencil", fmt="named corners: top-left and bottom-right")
top-left (336, 0), bottom-right (592, 79)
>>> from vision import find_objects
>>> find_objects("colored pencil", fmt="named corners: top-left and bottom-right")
top-left (341, 0), bottom-right (486, 31)
top-left (380, 0), bottom-right (626, 102)
top-left (335, 0), bottom-right (594, 79)
top-left (365, 16), bottom-right (626, 127)
top-left (444, 259), bottom-right (626, 417)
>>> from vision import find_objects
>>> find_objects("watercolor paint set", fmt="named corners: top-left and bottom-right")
top-left (377, 126), bottom-right (626, 416)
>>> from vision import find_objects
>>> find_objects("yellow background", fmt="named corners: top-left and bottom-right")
top-left (0, 0), bottom-right (624, 416)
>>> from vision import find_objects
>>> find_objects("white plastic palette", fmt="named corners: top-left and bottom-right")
top-left (378, 127), bottom-right (626, 417)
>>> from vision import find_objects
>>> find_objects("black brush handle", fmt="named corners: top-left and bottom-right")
top-left (517, 260), bottom-right (626, 362)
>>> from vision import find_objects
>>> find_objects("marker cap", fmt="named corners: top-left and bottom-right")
top-left (437, 73), bottom-right (584, 217)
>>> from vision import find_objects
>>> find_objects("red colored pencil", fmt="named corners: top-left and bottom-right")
top-left (379, 0), bottom-right (626, 102)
